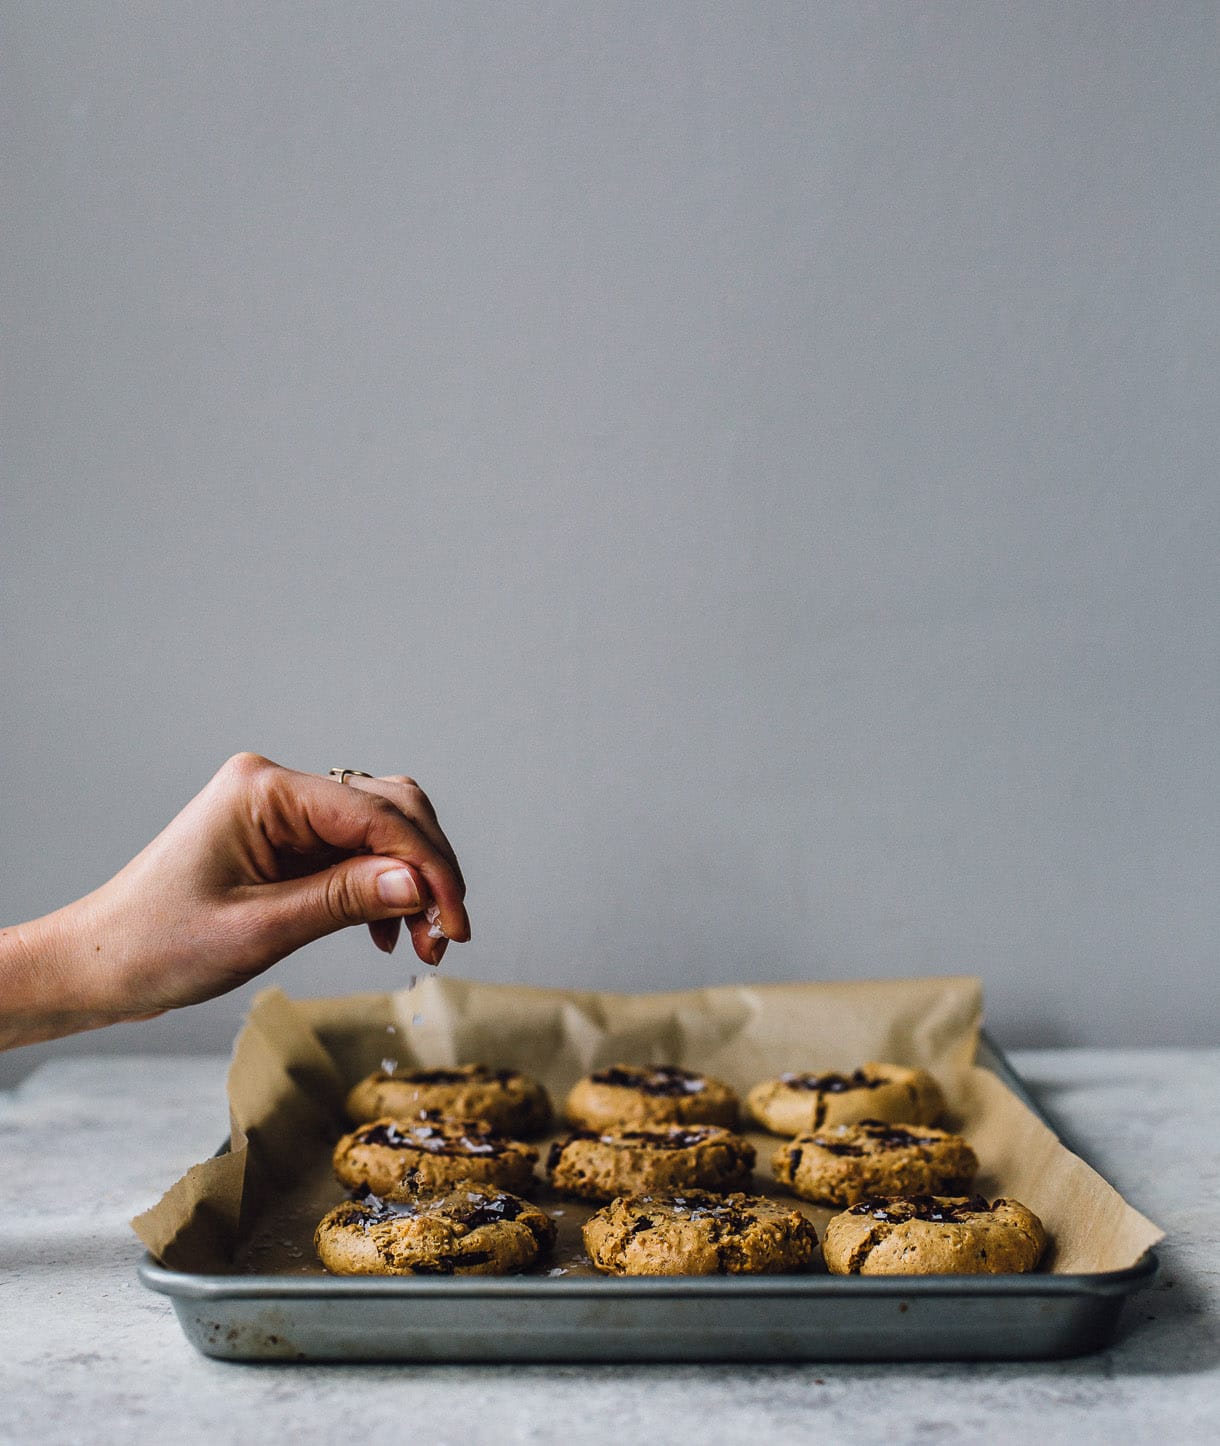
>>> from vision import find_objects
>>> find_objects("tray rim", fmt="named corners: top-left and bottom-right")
top-left (136, 1030), bottom-right (1160, 1303)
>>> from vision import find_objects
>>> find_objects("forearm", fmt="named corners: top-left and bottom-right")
top-left (0, 903), bottom-right (157, 1051)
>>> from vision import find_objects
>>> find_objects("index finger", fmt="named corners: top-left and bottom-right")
top-left (255, 764), bottom-right (471, 943)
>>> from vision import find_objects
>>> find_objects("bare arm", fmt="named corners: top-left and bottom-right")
top-left (0, 753), bottom-right (470, 1051)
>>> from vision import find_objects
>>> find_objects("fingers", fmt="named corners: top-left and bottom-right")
top-left (250, 854), bottom-right (434, 963)
top-left (344, 774), bottom-right (466, 896)
top-left (367, 916), bottom-right (402, 956)
top-left (240, 760), bottom-right (470, 963)
top-left (335, 773), bottom-right (469, 953)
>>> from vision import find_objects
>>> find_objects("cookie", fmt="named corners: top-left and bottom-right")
top-left (332, 1113), bottom-right (538, 1197)
top-left (314, 1182), bottom-right (557, 1276)
top-left (583, 1189), bottom-right (817, 1276)
top-left (565, 1064), bottom-right (739, 1130)
top-left (547, 1124), bottom-right (755, 1201)
top-left (345, 1064), bottom-right (552, 1135)
top-left (772, 1120), bottom-right (978, 1207)
top-left (822, 1194), bottom-right (1047, 1276)
top-left (746, 1062), bottom-right (945, 1135)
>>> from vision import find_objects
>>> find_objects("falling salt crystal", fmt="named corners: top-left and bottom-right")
top-left (425, 903), bottom-right (448, 940)
top-left (550, 1210), bottom-right (565, 1217)
top-left (386, 1025), bottom-right (397, 1036)
top-left (547, 1267), bottom-right (568, 1277)
top-left (381, 1058), bottom-right (398, 1076)
top-left (412, 1014), bottom-right (424, 1025)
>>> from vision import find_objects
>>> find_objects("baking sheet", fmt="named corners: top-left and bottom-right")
top-left (133, 975), bottom-right (1163, 1361)
top-left (133, 974), bottom-right (1161, 1277)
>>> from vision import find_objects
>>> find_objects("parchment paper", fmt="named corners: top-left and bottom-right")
top-left (132, 974), bottom-right (1162, 1276)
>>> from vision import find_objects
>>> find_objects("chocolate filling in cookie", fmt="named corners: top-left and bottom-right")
top-left (849, 1194), bottom-right (992, 1223)
top-left (547, 1125), bottom-right (720, 1172)
top-left (779, 1069), bottom-right (889, 1093)
top-left (809, 1121), bottom-right (941, 1157)
top-left (590, 1065), bottom-right (709, 1097)
top-left (355, 1114), bottom-right (508, 1156)
top-left (379, 1066), bottom-right (519, 1085)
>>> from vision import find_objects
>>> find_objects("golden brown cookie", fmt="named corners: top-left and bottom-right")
top-left (314, 1183), bottom-right (557, 1276)
top-left (332, 1113), bottom-right (538, 1197)
top-left (746, 1063), bottom-right (945, 1135)
top-left (772, 1120), bottom-right (978, 1207)
top-left (582, 1190), bottom-right (817, 1276)
top-left (345, 1064), bottom-right (552, 1134)
top-left (565, 1065), bottom-right (739, 1130)
top-left (547, 1125), bottom-right (755, 1201)
top-left (822, 1194), bottom-right (1047, 1276)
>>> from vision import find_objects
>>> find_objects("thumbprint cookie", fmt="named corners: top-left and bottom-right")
top-left (345, 1063), bottom-right (552, 1135)
top-left (332, 1113), bottom-right (538, 1197)
top-left (315, 1183), bottom-right (556, 1277)
top-left (565, 1065), bottom-right (738, 1130)
top-left (822, 1194), bottom-right (1047, 1276)
top-left (747, 1063), bottom-right (944, 1136)
top-left (582, 1190), bottom-right (817, 1276)
top-left (547, 1124), bottom-right (755, 1201)
top-left (772, 1120), bottom-right (978, 1207)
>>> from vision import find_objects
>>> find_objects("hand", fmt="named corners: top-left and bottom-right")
top-left (0, 753), bottom-right (470, 1048)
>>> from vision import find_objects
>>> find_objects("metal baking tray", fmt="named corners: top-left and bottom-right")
top-left (138, 1035), bottom-right (1158, 1362)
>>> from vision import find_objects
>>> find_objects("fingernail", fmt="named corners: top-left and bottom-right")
top-left (377, 868), bottom-right (421, 910)
top-left (429, 938), bottom-right (448, 967)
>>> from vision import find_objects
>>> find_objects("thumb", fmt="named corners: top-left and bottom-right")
top-left (260, 857), bottom-right (427, 953)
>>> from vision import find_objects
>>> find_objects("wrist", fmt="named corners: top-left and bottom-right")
top-left (0, 899), bottom-right (158, 1051)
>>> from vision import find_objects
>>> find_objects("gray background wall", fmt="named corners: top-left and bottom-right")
top-left (3, 1), bottom-right (1217, 1086)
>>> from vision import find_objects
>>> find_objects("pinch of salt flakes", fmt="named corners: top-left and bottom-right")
top-left (425, 903), bottom-right (449, 940)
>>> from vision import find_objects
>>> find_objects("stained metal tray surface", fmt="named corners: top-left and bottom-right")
top-left (138, 1035), bottom-right (1158, 1363)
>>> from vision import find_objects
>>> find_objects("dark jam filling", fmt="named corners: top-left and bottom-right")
top-left (811, 1122), bottom-right (935, 1156)
top-left (384, 1067), bottom-right (518, 1085)
top-left (590, 1065), bottom-right (706, 1097)
top-left (780, 1069), bottom-right (887, 1093)
top-left (849, 1194), bottom-right (990, 1223)
top-left (547, 1126), bottom-right (717, 1172)
top-left (355, 1118), bottom-right (506, 1156)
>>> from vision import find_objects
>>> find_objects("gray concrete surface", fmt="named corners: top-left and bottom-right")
top-left (0, 1049), bottom-right (1215, 1443)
